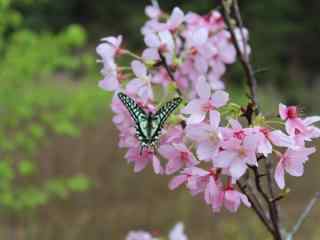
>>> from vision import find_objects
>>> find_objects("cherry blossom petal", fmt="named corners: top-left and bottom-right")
top-left (169, 223), bottom-right (188, 240)
top-left (96, 43), bottom-right (114, 59)
top-left (186, 113), bottom-right (206, 125)
top-left (98, 77), bottom-right (119, 91)
top-left (133, 157), bottom-right (149, 173)
top-left (131, 60), bottom-right (147, 78)
top-left (229, 119), bottom-right (242, 130)
top-left (285, 159), bottom-right (304, 177)
top-left (218, 42), bottom-right (236, 64)
top-left (101, 35), bottom-right (122, 47)
top-left (144, 32), bottom-right (161, 48)
top-left (229, 159), bottom-right (247, 179)
top-left (186, 124), bottom-right (210, 142)
top-left (166, 159), bottom-right (183, 175)
top-left (240, 193), bottom-right (251, 207)
top-left (159, 30), bottom-right (175, 50)
top-left (190, 28), bottom-right (209, 46)
top-left (195, 76), bottom-right (211, 100)
top-left (152, 155), bottom-right (163, 175)
top-left (209, 110), bottom-right (221, 129)
top-left (214, 151), bottom-right (236, 168)
top-left (197, 141), bottom-right (218, 161)
top-left (224, 190), bottom-right (241, 212)
top-left (169, 175), bottom-right (188, 190)
top-left (269, 130), bottom-right (294, 148)
top-left (243, 134), bottom-right (259, 150)
top-left (275, 161), bottom-right (285, 189)
top-left (158, 144), bottom-right (177, 160)
top-left (142, 48), bottom-right (160, 61)
top-left (145, 5), bottom-right (161, 19)
top-left (194, 56), bottom-right (209, 73)
top-left (279, 103), bottom-right (288, 120)
top-left (211, 90), bottom-right (229, 108)
top-left (181, 99), bottom-right (204, 115)
top-left (304, 116), bottom-right (320, 125)
top-left (126, 79), bottom-right (145, 93)
top-left (167, 7), bottom-right (184, 29)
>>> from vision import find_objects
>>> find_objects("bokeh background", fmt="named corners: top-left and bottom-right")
top-left (1, 0), bottom-right (320, 239)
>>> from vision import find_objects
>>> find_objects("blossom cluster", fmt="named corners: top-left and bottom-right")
top-left (97, 3), bottom-right (320, 214)
top-left (126, 222), bottom-right (188, 240)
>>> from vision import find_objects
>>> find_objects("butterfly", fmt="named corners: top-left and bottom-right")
top-left (117, 92), bottom-right (182, 153)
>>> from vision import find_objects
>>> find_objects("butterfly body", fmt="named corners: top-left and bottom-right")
top-left (117, 92), bottom-right (182, 152)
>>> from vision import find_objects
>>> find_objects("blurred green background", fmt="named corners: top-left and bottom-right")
top-left (0, 0), bottom-right (319, 239)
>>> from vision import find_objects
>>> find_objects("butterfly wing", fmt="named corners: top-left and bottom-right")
top-left (117, 92), bottom-right (147, 124)
top-left (149, 97), bottom-right (182, 142)
top-left (117, 93), bottom-right (149, 142)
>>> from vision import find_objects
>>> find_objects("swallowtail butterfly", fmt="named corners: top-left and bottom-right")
top-left (117, 92), bottom-right (182, 152)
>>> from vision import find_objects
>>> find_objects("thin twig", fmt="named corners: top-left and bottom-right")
top-left (265, 157), bottom-right (282, 239)
top-left (286, 192), bottom-right (320, 240)
top-left (250, 164), bottom-right (283, 239)
top-left (158, 51), bottom-right (182, 96)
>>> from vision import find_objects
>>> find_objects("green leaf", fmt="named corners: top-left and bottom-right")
top-left (0, 161), bottom-right (14, 179)
top-left (67, 176), bottom-right (91, 192)
top-left (18, 160), bottom-right (35, 176)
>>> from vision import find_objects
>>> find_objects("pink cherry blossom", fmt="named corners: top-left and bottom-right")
top-left (169, 167), bottom-right (212, 196)
top-left (111, 94), bottom-right (134, 128)
top-left (214, 30), bottom-right (237, 64)
top-left (279, 103), bottom-right (307, 136)
top-left (126, 231), bottom-right (153, 240)
top-left (214, 134), bottom-right (259, 179)
top-left (255, 128), bottom-right (294, 156)
top-left (169, 222), bottom-right (188, 240)
top-left (126, 60), bottom-right (154, 101)
top-left (187, 27), bottom-right (209, 48)
top-left (186, 111), bottom-right (223, 161)
top-left (160, 125), bottom-right (185, 145)
top-left (142, 7), bottom-right (184, 34)
top-left (159, 143), bottom-right (198, 175)
top-left (125, 147), bottom-right (163, 175)
top-left (202, 175), bottom-right (251, 213)
top-left (145, 2), bottom-right (162, 19)
top-left (275, 147), bottom-right (316, 189)
top-left (223, 187), bottom-right (251, 212)
top-left (143, 30), bottom-right (175, 63)
top-left (206, 181), bottom-right (251, 213)
top-left (98, 58), bottom-right (120, 91)
top-left (293, 116), bottom-right (320, 146)
top-left (96, 35), bottom-right (123, 60)
top-left (182, 77), bottom-right (229, 124)
top-left (126, 222), bottom-right (188, 240)
top-left (96, 35), bottom-right (123, 91)
top-left (166, 7), bottom-right (184, 31)
top-left (100, 4), bottom-right (320, 219)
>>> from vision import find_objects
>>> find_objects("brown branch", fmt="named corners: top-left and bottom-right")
top-left (250, 165), bottom-right (282, 239)
top-left (158, 51), bottom-right (182, 96)
top-left (220, 0), bottom-right (283, 238)
top-left (237, 181), bottom-right (274, 233)
top-left (265, 157), bottom-right (282, 239)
